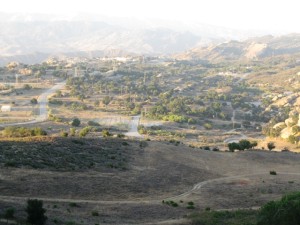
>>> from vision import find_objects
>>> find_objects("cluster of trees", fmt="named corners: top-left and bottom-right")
top-left (228, 139), bottom-right (257, 151)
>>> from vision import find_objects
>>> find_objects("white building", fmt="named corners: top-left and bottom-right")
top-left (1, 105), bottom-right (11, 112)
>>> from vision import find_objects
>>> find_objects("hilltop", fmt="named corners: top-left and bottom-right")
top-left (1, 136), bottom-right (300, 224)
top-left (175, 33), bottom-right (300, 61)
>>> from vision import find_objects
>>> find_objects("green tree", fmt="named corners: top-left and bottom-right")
top-left (238, 139), bottom-right (251, 150)
top-left (26, 199), bottom-right (47, 225)
top-left (250, 140), bottom-right (258, 148)
top-left (228, 142), bottom-right (240, 152)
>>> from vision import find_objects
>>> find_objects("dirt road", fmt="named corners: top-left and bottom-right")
top-left (0, 81), bottom-right (65, 127)
top-left (125, 115), bottom-right (142, 137)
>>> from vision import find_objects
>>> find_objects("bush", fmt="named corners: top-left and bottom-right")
top-left (257, 192), bottom-right (300, 225)
top-left (163, 200), bottom-right (178, 207)
top-left (30, 98), bottom-right (38, 104)
top-left (79, 127), bottom-right (91, 137)
top-left (69, 202), bottom-right (79, 207)
top-left (189, 210), bottom-right (258, 225)
top-left (162, 114), bottom-right (188, 123)
top-left (91, 211), bottom-right (99, 216)
top-left (228, 142), bottom-right (240, 152)
top-left (71, 118), bottom-right (81, 127)
top-left (4, 207), bottom-right (15, 220)
top-left (23, 84), bottom-right (32, 90)
top-left (188, 118), bottom-right (197, 124)
top-left (2, 127), bottom-right (47, 138)
top-left (117, 133), bottom-right (125, 138)
top-left (87, 121), bottom-right (100, 126)
top-left (102, 130), bottom-right (112, 137)
top-left (204, 123), bottom-right (212, 130)
top-left (270, 171), bottom-right (277, 175)
top-left (267, 142), bottom-right (275, 151)
top-left (70, 128), bottom-right (76, 136)
top-left (60, 131), bottom-right (68, 137)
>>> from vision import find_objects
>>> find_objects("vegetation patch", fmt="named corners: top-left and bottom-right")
top-left (0, 137), bottom-right (132, 171)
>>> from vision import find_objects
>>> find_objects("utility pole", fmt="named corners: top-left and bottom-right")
top-left (15, 74), bottom-right (19, 84)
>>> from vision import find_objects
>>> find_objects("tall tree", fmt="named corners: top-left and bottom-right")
top-left (26, 199), bottom-right (47, 225)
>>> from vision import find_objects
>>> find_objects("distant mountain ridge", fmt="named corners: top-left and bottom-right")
top-left (0, 12), bottom-right (277, 65)
top-left (0, 13), bottom-right (299, 65)
top-left (174, 34), bottom-right (300, 61)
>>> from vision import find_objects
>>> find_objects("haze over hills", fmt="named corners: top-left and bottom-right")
top-left (175, 33), bottom-right (300, 61)
top-left (0, 12), bottom-right (288, 65)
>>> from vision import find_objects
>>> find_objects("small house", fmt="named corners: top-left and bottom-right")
top-left (1, 105), bottom-right (11, 112)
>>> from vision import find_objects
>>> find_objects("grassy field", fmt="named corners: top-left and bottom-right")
top-left (0, 137), bottom-right (300, 224)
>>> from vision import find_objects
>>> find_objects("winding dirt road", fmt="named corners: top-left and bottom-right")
top-left (0, 171), bottom-right (299, 205)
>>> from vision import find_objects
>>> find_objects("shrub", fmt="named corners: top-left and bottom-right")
top-left (87, 121), bottom-right (100, 126)
top-left (267, 142), bottom-right (275, 151)
top-left (102, 130), bottom-right (112, 137)
top-left (162, 114), bottom-right (188, 123)
top-left (228, 142), bottom-right (240, 152)
top-left (23, 84), bottom-right (32, 90)
top-left (70, 128), bottom-right (76, 136)
top-left (30, 98), bottom-right (38, 104)
top-left (238, 139), bottom-right (251, 150)
top-left (257, 192), bottom-right (300, 225)
top-left (2, 127), bottom-right (47, 137)
top-left (270, 171), bottom-right (277, 175)
top-left (91, 211), bottom-right (99, 216)
top-left (60, 131), bottom-right (68, 137)
top-left (188, 118), bottom-right (197, 124)
top-left (117, 133), bottom-right (125, 138)
top-left (4, 207), bottom-right (15, 220)
top-left (69, 203), bottom-right (79, 207)
top-left (71, 118), bottom-right (81, 127)
top-left (204, 123), bottom-right (212, 130)
top-left (163, 200), bottom-right (178, 207)
top-left (79, 127), bottom-right (91, 137)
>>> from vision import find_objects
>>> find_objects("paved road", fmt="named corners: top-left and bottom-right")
top-left (0, 81), bottom-right (66, 127)
top-left (125, 115), bottom-right (142, 138)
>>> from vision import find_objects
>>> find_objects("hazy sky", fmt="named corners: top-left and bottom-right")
top-left (2, 0), bottom-right (300, 32)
